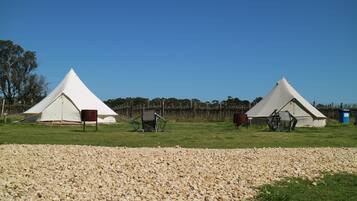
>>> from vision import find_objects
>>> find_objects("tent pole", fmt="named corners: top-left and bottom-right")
top-left (61, 95), bottom-right (63, 124)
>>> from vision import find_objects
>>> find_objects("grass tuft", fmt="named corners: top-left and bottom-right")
top-left (255, 173), bottom-right (357, 201)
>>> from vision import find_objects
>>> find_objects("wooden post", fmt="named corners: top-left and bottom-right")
top-left (83, 121), bottom-right (86, 132)
top-left (160, 99), bottom-right (165, 117)
top-left (193, 101), bottom-right (196, 119)
top-left (190, 99), bottom-right (193, 119)
top-left (206, 102), bottom-right (209, 120)
top-left (219, 103), bottom-right (222, 121)
top-left (129, 102), bottom-right (133, 118)
top-left (179, 103), bottom-right (182, 120)
top-left (1, 99), bottom-right (5, 117)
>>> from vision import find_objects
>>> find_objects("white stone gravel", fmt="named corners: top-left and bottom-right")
top-left (0, 145), bottom-right (356, 200)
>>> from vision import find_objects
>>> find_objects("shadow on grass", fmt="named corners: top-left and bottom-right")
top-left (255, 173), bottom-right (357, 201)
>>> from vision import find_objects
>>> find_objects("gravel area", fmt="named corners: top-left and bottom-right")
top-left (0, 145), bottom-right (356, 200)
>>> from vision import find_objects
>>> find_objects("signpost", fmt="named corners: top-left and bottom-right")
top-left (81, 110), bottom-right (98, 132)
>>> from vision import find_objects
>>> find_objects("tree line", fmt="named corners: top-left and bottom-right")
top-left (105, 96), bottom-right (263, 109)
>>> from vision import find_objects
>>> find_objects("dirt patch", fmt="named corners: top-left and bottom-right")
top-left (0, 145), bottom-right (356, 200)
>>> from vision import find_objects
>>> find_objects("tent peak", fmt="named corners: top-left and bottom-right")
top-left (275, 77), bottom-right (288, 86)
top-left (68, 68), bottom-right (76, 74)
top-left (277, 77), bottom-right (290, 86)
top-left (280, 76), bottom-right (288, 82)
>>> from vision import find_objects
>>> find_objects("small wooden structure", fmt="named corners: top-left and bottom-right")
top-left (142, 110), bottom-right (157, 132)
top-left (131, 110), bottom-right (167, 132)
top-left (233, 113), bottom-right (249, 128)
top-left (81, 110), bottom-right (98, 131)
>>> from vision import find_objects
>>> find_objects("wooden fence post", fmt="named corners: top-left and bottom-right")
top-left (1, 99), bottom-right (5, 118)
top-left (219, 103), bottom-right (222, 121)
top-left (179, 103), bottom-right (182, 120)
top-left (129, 102), bottom-right (133, 118)
top-left (192, 101), bottom-right (196, 119)
top-left (161, 99), bottom-right (165, 117)
top-left (190, 99), bottom-right (193, 119)
top-left (206, 103), bottom-right (209, 119)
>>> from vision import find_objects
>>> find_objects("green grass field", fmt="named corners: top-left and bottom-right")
top-left (255, 173), bottom-right (357, 201)
top-left (0, 121), bottom-right (356, 148)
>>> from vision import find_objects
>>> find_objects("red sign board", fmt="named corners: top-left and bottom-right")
top-left (81, 110), bottom-right (98, 121)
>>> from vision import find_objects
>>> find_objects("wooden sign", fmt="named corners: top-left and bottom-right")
top-left (81, 110), bottom-right (98, 131)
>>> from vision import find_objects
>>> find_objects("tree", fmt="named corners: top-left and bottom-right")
top-left (252, 97), bottom-right (263, 106)
top-left (21, 74), bottom-right (48, 104)
top-left (0, 40), bottom-right (47, 106)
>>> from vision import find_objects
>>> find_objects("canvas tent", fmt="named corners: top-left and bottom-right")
top-left (24, 68), bottom-right (117, 123)
top-left (246, 78), bottom-right (326, 127)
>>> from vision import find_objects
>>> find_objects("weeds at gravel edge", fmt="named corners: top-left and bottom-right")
top-left (254, 172), bottom-right (357, 201)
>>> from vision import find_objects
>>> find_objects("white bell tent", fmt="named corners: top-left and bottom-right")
top-left (24, 68), bottom-right (117, 123)
top-left (246, 78), bottom-right (326, 127)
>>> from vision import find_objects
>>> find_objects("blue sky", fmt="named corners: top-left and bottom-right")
top-left (1, 0), bottom-right (356, 103)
